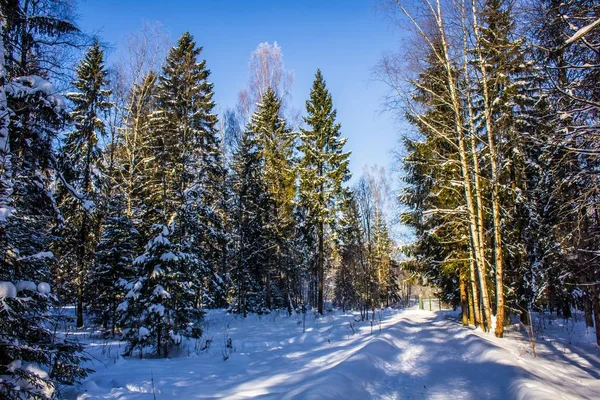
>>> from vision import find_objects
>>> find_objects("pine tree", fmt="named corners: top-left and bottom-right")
top-left (299, 70), bottom-right (350, 314)
top-left (0, 16), bottom-right (12, 225)
top-left (58, 42), bottom-right (112, 328)
top-left (0, 280), bottom-right (92, 399)
top-left (118, 71), bottom-right (158, 223)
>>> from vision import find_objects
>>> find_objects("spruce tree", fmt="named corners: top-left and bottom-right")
top-left (88, 194), bottom-right (138, 336)
top-left (230, 126), bottom-right (271, 315)
top-left (120, 32), bottom-right (223, 354)
top-left (299, 70), bottom-right (350, 314)
top-left (532, 0), bottom-right (600, 341)
top-left (58, 42), bottom-right (112, 328)
top-left (249, 88), bottom-right (296, 310)
top-left (148, 32), bottom-right (227, 307)
top-left (0, 2), bottom-right (91, 396)
top-left (335, 192), bottom-right (366, 312)
top-left (120, 224), bottom-right (203, 358)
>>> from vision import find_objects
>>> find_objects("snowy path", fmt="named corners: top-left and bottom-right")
top-left (69, 309), bottom-right (600, 399)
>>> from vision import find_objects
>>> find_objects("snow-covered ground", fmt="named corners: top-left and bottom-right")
top-left (64, 308), bottom-right (600, 399)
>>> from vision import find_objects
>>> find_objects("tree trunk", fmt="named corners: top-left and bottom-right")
top-left (468, 256), bottom-right (481, 327)
top-left (422, 0), bottom-right (494, 333)
top-left (76, 216), bottom-right (87, 328)
top-left (460, 7), bottom-right (488, 332)
top-left (266, 273), bottom-right (271, 309)
top-left (584, 289), bottom-right (594, 328)
top-left (157, 321), bottom-right (161, 358)
top-left (111, 302), bottom-right (116, 337)
top-left (317, 221), bottom-right (324, 315)
top-left (519, 301), bottom-right (529, 325)
top-left (468, 282), bottom-right (475, 326)
top-left (591, 284), bottom-right (600, 346)
top-left (492, 189), bottom-right (505, 337)
top-left (470, 0), bottom-right (505, 337)
top-left (460, 271), bottom-right (469, 326)
top-left (76, 276), bottom-right (84, 327)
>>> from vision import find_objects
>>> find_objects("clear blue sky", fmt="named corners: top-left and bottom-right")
top-left (77, 0), bottom-right (403, 185)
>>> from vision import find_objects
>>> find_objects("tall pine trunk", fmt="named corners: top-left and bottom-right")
top-left (317, 221), bottom-right (324, 315)
top-left (460, 270), bottom-right (469, 326)
top-left (469, 255), bottom-right (482, 328)
top-left (583, 289), bottom-right (594, 328)
top-left (592, 284), bottom-right (600, 346)
top-left (77, 157), bottom-right (93, 328)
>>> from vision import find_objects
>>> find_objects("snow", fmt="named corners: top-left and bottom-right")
top-left (138, 327), bottom-right (150, 339)
top-left (37, 282), bottom-right (51, 294)
top-left (117, 300), bottom-right (128, 312)
top-left (151, 265), bottom-right (163, 278)
top-left (15, 280), bottom-right (37, 292)
top-left (12, 363), bottom-right (55, 398)
top-left (565, 17), bottom-right (600, 45)
top-left (160, 251), bottom-right (179, 262)
top-left (148, 304), bottom-right (165, 316)
top-left (66, 308), bottom-right (600, 399)
top-left (151, 233), bottom-right (170, 246)
top-left (152, 285), bottom-right (170, 299)
top-left (133, 254), bottom-right (146, 265)
top-left (8, 75), bottom-right (65, 112)
top-left (0, 206), bottom-right (14, 223)
top-left (7, 359), bottom-right (21, 372)
top-left (0, 281), bottom-right (17, 298)
top-left (56, 173), bottom-right (96, 212)
top-left (17, 251), bottom-right (54, 261)
top-left (170, 331), bottom-right (182, 345)
top-left (82, 200), bottom-right (95, 212)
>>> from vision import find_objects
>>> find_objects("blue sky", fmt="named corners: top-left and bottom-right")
top-left (77, 0), bottom-right (405, 186)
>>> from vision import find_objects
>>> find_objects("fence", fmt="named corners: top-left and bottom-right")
top-left (418, 296), bottom-right (443, 311)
